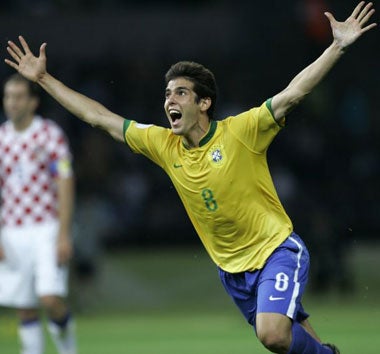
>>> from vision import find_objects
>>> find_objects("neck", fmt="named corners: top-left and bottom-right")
top-left (182, 119), bottom-right (210, 148)
top-left (12, 114), bottom-right (34, 132)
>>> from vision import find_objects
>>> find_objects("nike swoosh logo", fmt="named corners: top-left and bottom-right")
top-left (173, 163), bottom-right (183, 168)
top-left (269, 295), bottom-right (286, 301)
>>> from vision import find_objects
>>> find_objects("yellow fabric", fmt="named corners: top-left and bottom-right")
top-left (124, 101), bottom-right (293, 272)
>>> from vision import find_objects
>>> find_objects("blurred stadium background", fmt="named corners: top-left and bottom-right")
top-left (0, 0), bottom-right (379, 353)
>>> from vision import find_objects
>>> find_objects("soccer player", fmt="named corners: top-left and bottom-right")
top-left (0, 74), bottom-right (77, 354)
top-left (4, 2), bottom-right (376, 353)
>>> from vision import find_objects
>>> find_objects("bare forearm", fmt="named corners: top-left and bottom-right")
top-left (38, 73), bottom-right (125, 141)
top-left (272, 41), bottom-right (344, 119)
top-left (287, 41), bottom-right (344, 97)
top-left (39, 73), bottom-right (107, 126)
top-left (57, 176), bottom-right (74, 236)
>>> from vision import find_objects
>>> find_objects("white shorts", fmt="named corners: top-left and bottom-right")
top-left (0, 221), bottom-right (68, 308)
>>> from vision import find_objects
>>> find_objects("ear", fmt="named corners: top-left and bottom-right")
top-left (199, 97), bottom-right (211, 112)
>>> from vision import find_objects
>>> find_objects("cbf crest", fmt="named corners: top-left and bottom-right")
top-left (207, 144), bottom-right (226, 168)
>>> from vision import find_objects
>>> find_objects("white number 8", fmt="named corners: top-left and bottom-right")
top-left (275, 272), bottom-right (289, 292)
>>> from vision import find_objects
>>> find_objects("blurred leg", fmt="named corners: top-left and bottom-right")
top-left (41, 295), bottom-right (77, 354)
top-left (17, 309), bottom-right (44, 354)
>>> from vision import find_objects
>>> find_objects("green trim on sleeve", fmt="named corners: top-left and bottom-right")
top-left (266, 98), bottom-right (285, 128)
top-left (266, 98), bottom-right (275, 118)
top-left (123, 119), bottom-right (131, 143)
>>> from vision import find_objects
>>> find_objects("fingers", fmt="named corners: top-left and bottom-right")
top-left (4, 58), bottom-right (18, 70)
top-left (5, 38), bottom-right (27, 71)
top-left (361, 22), bottom-right (378, 33)
top-left (351, 1), bottom-right (366, 18)
top-left (356, 2), bottom-right (374, 23)
top-left (7, 40), bottom-right (24, 59)
top-left (351, 2), bottom-right (376, 28)
top-left (6, 45), bottom-right (21, 63)
top-left (7, 35), bottom-right (37, 59)
top-left (324, 12), bottom-right (336, 24)
top-left (359, 8), bottom-right (376, 26)
top-left (18, 35), bottom-right (32, 54)
top-left (40, 42), bottom-right (47, 59)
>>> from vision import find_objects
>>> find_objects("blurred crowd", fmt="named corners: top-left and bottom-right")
top-left (0, 0), bottom-right (379, 292)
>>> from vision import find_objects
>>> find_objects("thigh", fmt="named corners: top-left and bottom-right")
top-left (218, 267), bottom-right (260, 326)
top-left (34, 222), bottom-right (68, 298)
top-left (0, 227), bottom-right (38, 307)
top-left (257, 233), bottom-right (310, 322)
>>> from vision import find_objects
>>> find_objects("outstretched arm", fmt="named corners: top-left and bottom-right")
top-left (5, 36), bottom-right (125, 142)
top-left (271, 1), bottom-right (377, 121)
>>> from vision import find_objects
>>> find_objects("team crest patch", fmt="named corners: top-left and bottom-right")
top-left (207, 145), bottom-right (226, 168)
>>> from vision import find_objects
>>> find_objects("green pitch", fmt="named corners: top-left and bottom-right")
top-left (1, 244), bottom-right (379, 353)
top-left (1, 303), bottom-right (380, 354)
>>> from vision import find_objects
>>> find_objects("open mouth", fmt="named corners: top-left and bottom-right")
top-left (169, 109), bottom-right (182, 123)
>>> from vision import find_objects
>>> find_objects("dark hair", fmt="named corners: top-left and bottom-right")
top-left (3, 73), bottom-right (40, 98)
top-left (165, 61), bottom-right (217, 120)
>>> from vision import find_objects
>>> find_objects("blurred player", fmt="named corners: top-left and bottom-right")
top-left (4, 2), bottom-right (376, 353)
top-left (0, 73), bottom-right (77, 354)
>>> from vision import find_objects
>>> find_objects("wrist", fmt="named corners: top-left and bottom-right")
top-left (330, 40), bottom-right (347, 55)
top-left (37, 71), bottom-right (51, 87)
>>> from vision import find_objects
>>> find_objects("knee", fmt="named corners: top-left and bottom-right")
top-left (17, 308), bottom-right (39, 322)
top-left (39, 295), bottom-right (67, 316)
top-left (257, 328), bottom-right (291, 353)
top-left (256, 313), bottom-right (292, 353)
top-left (40, 295), bottom-right (58, 308)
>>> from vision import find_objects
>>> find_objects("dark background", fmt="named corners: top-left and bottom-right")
top-left (0, 0), bottom-right (379, 291)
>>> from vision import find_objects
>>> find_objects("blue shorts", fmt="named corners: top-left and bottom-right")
top-left (218, 232), bottom-right (310, 327)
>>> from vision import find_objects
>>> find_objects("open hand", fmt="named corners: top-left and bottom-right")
top-left (5, 35), bottom-right (47, 83)
top-left (325, 1), bottom-right (377, 49)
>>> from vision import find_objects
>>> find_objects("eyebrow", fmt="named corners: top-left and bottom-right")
top-left (165, 86), bottom-right (192, 93)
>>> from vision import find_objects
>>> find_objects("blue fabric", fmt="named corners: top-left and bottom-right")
top-left (288, 322), bottom-right (333, 353)
top-left (218, 232), bottom-right (310, 326)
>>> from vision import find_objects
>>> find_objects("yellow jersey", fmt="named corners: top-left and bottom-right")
top-left (123, 100), bottom-right (293, 273)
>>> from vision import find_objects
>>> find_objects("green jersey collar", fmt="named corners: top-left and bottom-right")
top-left (182, 120), bottom-right (217, 149)
top-left (199, 120), bottom-right (217, 147)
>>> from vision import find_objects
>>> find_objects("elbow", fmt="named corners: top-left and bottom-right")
top-left (284, 89), bottom-right (309, 115)
top-left (84, 110), bottom-right (104, 128)
top-left (291, 87), bottom-right (310, 105)
top-left (273, 84), bottom-right (312, 118)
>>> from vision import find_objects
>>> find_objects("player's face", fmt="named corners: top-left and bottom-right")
top-left (3, 81), bottom-right (37, 128)
top-left (164, 78), bottom-right (204, 137)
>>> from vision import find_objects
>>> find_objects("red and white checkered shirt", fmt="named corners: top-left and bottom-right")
top-left (0, 116), bottom-right (73, 227)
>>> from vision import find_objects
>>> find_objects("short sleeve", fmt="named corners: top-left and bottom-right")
top-left (124, 120), bottom-right (172, 168)
top-left (226, 100), bottom-right (283, 154)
